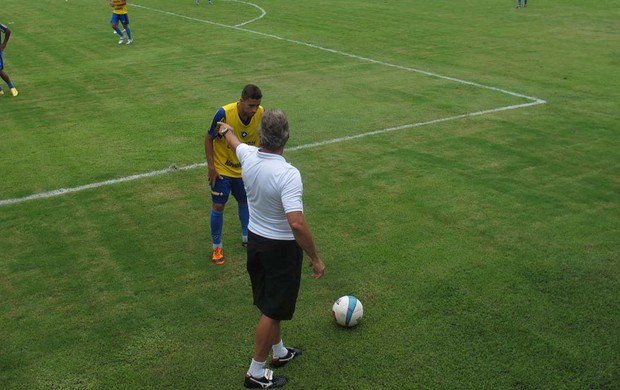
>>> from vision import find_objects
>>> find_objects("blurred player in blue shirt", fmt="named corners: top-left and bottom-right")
top-left (0, 22), bottom-right (18, 97)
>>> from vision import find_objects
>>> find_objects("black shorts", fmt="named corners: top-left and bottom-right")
top-left (247, 230), bottom-right (303, 321)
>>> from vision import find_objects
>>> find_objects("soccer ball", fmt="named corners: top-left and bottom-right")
top-left (332, 295), bottom-right (363, 327)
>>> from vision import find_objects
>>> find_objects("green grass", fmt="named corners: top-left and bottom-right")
top-left (1, 0), bottom-right (619, 388)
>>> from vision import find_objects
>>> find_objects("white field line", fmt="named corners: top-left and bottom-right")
top-left (132, 2), bottom-right (546, 104)
top-left (132, 0), bottom-right (267, 28)
top-left (0, 5), bottom-right (546, 208)
top-left (288, 101), bottom-right (544, 151)
top-left (0, 102), bottom-right (541, 207)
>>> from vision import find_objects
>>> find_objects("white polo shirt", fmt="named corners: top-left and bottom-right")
top-left (236, 143), bottom-right (304, 240)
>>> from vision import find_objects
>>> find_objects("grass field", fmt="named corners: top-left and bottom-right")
top-left (1, 0), bottom-right (619, 388)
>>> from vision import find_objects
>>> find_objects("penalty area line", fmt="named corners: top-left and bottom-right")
top-left (132, 3), bottom-right (546, 104)
top-left (289, 100), bottom-right (545, 151)
top-left (0, 100), bottom-right (544, 208)
top-left (0, 166), bottom-right (182, 207)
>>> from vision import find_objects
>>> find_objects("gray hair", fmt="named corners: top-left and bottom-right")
top-left (259, 109), bottom-right (290, 151)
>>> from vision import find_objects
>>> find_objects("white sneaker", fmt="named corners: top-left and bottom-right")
top-left (126, 39), bottom-right (133, 45)
top-left (118, 36), bottom-right (125, 44)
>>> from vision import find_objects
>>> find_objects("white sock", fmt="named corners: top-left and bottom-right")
top-left (272, 339), bottom-right (288, 358)
top-left (248, 359), bottom-right (265, 378)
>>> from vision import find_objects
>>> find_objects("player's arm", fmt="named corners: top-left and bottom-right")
top-left (287, 211), bottom-right (325, 280)
top-left (204, 135), bottom-right (219, 186)
top-left (0, 24), bottom-right (10, 51)
top-left (205, 109), bottom-right (226, 186)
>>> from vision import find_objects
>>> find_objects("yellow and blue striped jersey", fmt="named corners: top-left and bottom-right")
top-left (210, 102), bottom-right (263, 178)
top-left (111, 0), bottom-right (128, 15)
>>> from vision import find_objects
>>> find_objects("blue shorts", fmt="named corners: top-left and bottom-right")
top-left (210, 176), bottom-right (247, 205)
top-left (111, 13), bottom-right (130, 25)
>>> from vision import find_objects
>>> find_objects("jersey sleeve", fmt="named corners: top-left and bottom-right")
top-left (207, 108), bottom-right (226, 138)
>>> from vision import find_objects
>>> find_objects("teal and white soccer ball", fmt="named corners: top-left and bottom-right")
top-left (332, 295), bottom-right (363, 327)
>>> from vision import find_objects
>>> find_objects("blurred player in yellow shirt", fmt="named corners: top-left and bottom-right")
top-left (110, 0), bottom-right (133, 45)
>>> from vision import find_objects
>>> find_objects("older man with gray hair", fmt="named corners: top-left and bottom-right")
top-left (218, 108), bottom-right (325, 388)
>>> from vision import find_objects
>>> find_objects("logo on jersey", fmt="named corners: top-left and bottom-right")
top-left (225, 159), bottom-right (242, 169)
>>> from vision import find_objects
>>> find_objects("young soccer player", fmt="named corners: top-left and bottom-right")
top-left (204, 85), bottom-right (264, 265)
top-left (0, 22), bottom-right (18, 97)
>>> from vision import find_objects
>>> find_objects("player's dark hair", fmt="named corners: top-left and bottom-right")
top-left (241, 84), bottom-right (262, 100)
top-left (259, 109), bottom-right (289, 151)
